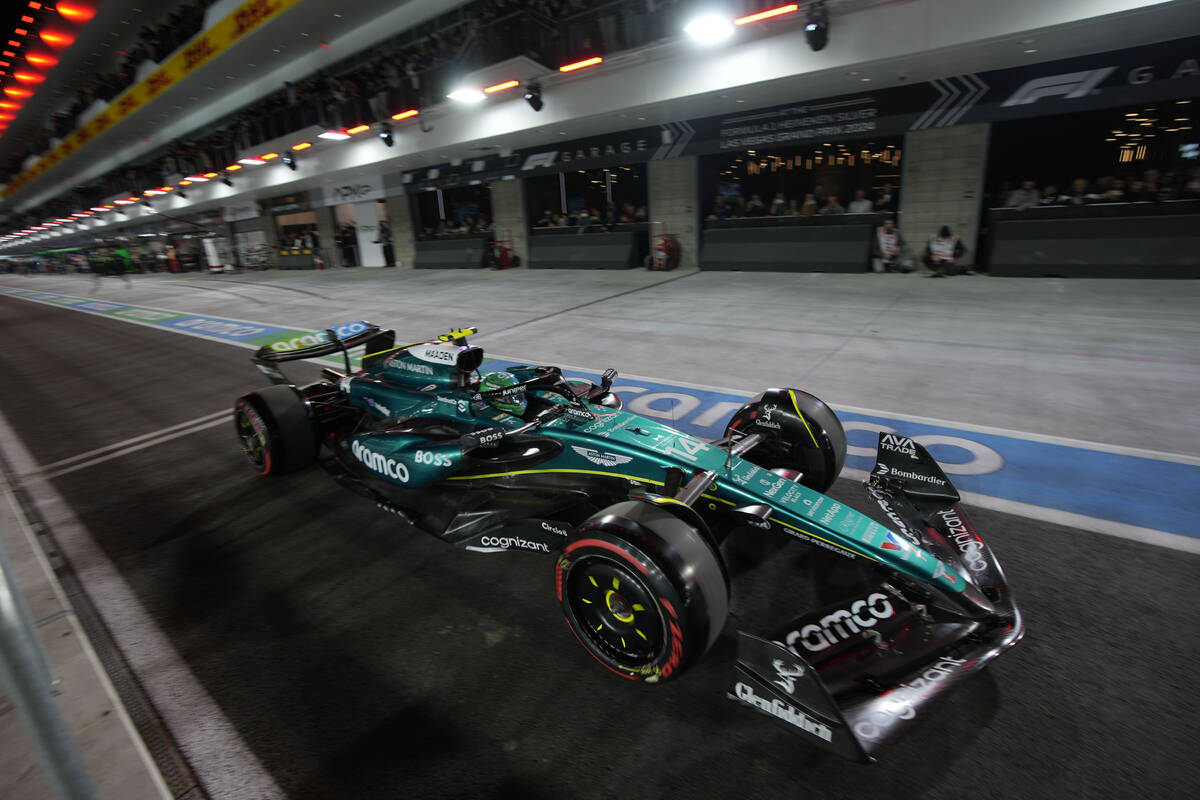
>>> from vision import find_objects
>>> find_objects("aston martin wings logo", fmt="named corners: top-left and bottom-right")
top-left (571, 445), bottom-right (633, 467)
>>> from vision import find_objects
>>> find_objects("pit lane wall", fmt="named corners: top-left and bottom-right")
top-left (3, 285), bottom-right (1197, 550)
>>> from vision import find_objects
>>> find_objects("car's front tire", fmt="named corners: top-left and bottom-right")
top-left (725, 388), bottom-right (846, 493)
top-left (234, 385), bottom-right (318, 475)
top-left (556, 501), bottom-right (728, 683)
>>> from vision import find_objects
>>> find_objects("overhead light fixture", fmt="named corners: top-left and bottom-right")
top-left (524, 82), bottom-right (543, 112)
top-left (346, 123), bottom-right (371, 134)
top-left (13, 70), bottom-right (45, 84)
top-left (684, 14), bottom-right (734, 44)
top-left (55, 3), bottom-right (97, 23)
top-left (179, 180), bottom-right (193, 186)
top-left (260, 152), bottom-right (280, 160)
top-left (282, 150), bottom-right (297, 170)
top-left (292, 141), bottom-right (312, 150)
top-left (318, 129), bottom-right (350, 140)
top-left (391, 109), bottom-right (419, 121)
top-left (484, 79), bottom-right (519, 94)
top-left (238, 156), bottom-right (264, 165)
top-left (24, 51), bottom-right (56, 67)
top-left (185, 174), bottom-right (208, 182)
top-left (144, 189), bottom-right (163, 195)
top-left (805, 1), bottom-right (829, 51)
top-left (38, 29), bottom-right (74, 49)
top-left (378, 123), bottom-right (393, 148)
top-left (447, 87), bottom-right (485, 103)
top-left (559, 56), bottom-right (602, 73)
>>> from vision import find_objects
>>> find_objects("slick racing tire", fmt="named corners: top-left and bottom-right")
top-left (557, 501), bottom-right (728, 683)
top-left (724, 388), bottom-right (846, 493)
top-left (234, 385), bottom-right (318, 476)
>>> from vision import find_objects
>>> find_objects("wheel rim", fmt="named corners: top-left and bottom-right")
top-left (567, 555), bottom-right (663, 667)
top-left (235, 406), bottom-right (267, 469)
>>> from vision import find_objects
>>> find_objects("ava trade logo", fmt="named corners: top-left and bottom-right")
top-left (1000, 67), bottom-right (1116, 107)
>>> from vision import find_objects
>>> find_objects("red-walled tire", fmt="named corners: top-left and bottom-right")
top-left (233, 385), bottom-right (317, 476)
top-left (556, 501), bottom-right (728, 683)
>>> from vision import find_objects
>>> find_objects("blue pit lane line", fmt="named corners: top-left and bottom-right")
top-left (3, 285), bottom-right (1198, 546)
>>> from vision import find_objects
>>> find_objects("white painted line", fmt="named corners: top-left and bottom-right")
top-left (29, 409), bottom-right (230, 475)
top-left (842, 466), bottom-right (1200, 556)
top-left (0, 406), bottom-right (286, 800)
top-left (1, 475), bottom-right (173, 800)
top-left (41, 416), bottom-right (231, 480)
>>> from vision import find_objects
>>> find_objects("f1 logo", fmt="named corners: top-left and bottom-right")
top-left (521, 151), bottom-right (558, 170)
top-left (1000, 67), bottom-right (1116, 107)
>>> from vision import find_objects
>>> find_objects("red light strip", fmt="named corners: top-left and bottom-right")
top-left (483, 79), bottom-right (519, 94)
top-left (559, 56), bottom-right (602, 72)
top-left (735, 4), bottom-right (799, 25)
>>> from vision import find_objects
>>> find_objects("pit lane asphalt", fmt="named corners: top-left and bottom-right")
top-left (1, 294), bottom-right (1197, 800)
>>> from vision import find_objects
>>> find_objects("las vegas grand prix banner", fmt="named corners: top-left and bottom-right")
top-left (4, 0), bottom-right (303, 198)
top-left (405, 34), bottom-right (1200, 191)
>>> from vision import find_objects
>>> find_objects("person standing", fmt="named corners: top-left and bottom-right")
top-left (373, 221), bottom-right (396, 267)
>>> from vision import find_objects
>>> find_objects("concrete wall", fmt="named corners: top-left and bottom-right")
top-left (648, 156), bottom-right (699, 269)
top-left (900, 123), bottom-right (990, 266)
top-left (489, 178), bottom-right (528, 267)
top-left (383, 192), bottom-right (416, 269)
top-left (315, 204), bottom-right (338, 268)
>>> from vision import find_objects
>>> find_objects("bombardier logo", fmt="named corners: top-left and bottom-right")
top-left (1000, 67), bottom-right (1116, 107)
top-left (571, 446), bottom-right (633, 467)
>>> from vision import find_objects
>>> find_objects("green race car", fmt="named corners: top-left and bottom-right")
top-left (233, 322), bottom-right (1023, 762)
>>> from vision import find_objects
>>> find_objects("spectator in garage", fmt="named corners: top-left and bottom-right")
top-left (798, 193), bottom-right (819, 217)
top-left (1005, 179), bottom-right (1040, 210)
top-left (1038, 185), bottom-right (1061, 206)
top-left (812, 184), bottom-right (828, 208)
top-left (1062, 178), bottom-right (1096, 206)
top-left (634, 205), bottom-right (647, 222)
top-left (1101, 178), bottom-right (1128, 203)
top-left (819, 195), bottom-right (846, 215)
top-left (536, 210), bottom-right (555, 227)
top-left (708, 195), bottom-right (733, 220)
top-left (373, 221), bottom-right (395, 267)
top-left (924, 225), bottom-right (969, 277)
top-left (744, 194), bottom-right (766, 216)
top-left (769, 193), bottom-right (788, 216)
top-left (874, 182), bottom-right (898, 213)
top-left (872, 217), bottom-right (907, 273)
top-left (848, 189), bottom-right (873, 213)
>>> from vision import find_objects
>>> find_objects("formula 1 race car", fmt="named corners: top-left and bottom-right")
top-left (233, 322), bottom-right (1024, 762)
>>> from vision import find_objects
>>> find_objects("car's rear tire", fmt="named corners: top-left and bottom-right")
top-left (556, 500), bottom-right (728, 683)
top-left (725, 388), bottom-right (846, 493)
top-left (234, 385), bottom-right (318, 476)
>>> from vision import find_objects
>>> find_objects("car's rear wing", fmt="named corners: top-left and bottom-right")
top-left (252, 321), bottom-right (393, 384)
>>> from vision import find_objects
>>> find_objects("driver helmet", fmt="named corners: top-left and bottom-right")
top-left (478, 371), bottom-right (526, 416)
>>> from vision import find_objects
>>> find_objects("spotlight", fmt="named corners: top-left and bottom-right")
top-left (282, 150), bottom-right (297, 170)
top-left (378, 123), bottom-right (393, 148)
top-left (684, 14), bottom-right (734, 44)
top-left (805, 1), bottom-right (829, 51)
top-left (524, 82), bottom-right (543, 112)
